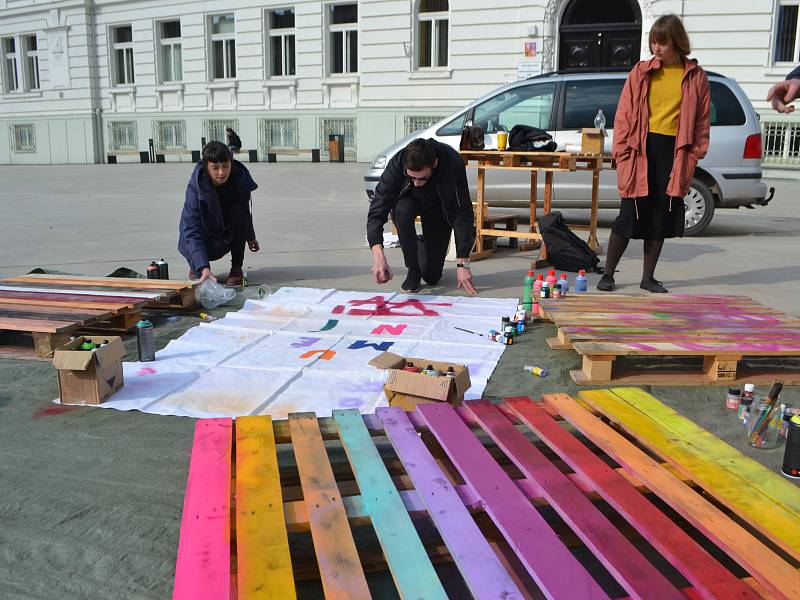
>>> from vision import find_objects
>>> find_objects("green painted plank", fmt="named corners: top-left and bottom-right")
top-left (333, 409), bottom-right (447, 600)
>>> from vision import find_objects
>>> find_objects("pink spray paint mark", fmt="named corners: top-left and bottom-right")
top-left (332, 295), bottom-right (451, 317)
top-left (370, 323), bottom-right (408, 336)
top-left (136, 367), bottom-right (158, 376)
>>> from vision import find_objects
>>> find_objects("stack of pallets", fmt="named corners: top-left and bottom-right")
top-left (173, 393), bottom-right (800, 599)
top-left (0, 274), bottom-right (196, 357)
top-left (539, 293), bottom-right (800, 385)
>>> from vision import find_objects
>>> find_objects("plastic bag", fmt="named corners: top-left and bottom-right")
top-left (196, 279), bottom-right (237, 309)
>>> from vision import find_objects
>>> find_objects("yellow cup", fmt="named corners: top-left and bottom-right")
top-left (497, 131), bottom-right (509, 151)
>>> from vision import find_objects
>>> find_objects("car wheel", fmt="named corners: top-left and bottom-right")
top-left (684, 179), bottom-right (715, 236)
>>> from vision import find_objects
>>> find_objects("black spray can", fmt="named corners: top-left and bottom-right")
top-left (146, 261), bottom-right (159, 279)
top-left (156, 258), bottom-right (169, 280)
top-left (136, 319), bottom-right (156, 362)
top-left (782, 415), bottom-right (800, 479)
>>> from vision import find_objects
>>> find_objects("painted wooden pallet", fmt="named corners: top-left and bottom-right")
top-left (537, 294), bottom-right (800, 385)
top-left (173, 395), bottom-right (799, 599)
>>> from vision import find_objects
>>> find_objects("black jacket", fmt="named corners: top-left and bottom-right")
top-left (366, 139), bottom-right (474, 258)
top-left (178, 161), bottom-right (257, 272)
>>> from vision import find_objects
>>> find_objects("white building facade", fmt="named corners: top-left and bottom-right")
top-left (0, 0), bottom-right (798, 171)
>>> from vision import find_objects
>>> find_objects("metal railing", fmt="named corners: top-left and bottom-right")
top-left (204, 119), bottom-right (239, 144)
top-left (319, 117), bottom-right (356, 159)
top-left (108, 121), bottom-right (137, 152)
top-left (404, 115), bottom-right (445, 136)
top-left (258, 118), bottom-right (298, 151)
top-left (761, 117), bottom-right (800, 168)
top-left (10, 123), bottom-right (35, 152)
top-left (153, 120), bottom-right (187, 151)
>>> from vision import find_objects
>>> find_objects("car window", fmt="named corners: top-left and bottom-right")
top-left (472, 83), bottom-right (556, 133)
top-left (437, 112), bottom-right (466, 136)
top-left (562, 79), bottom-right (626, 129)
top-left (709, 81), bottom-right (746, 126)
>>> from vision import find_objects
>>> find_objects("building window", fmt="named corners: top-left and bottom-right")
top-left (23, 35), bottom-right (40, 90)
top-left (417, 0), bottom-right (448, 68)
top-left (268, 8), bottom-right (296, 77)
top-left (259, 118), bottom-right (298, 151)
top-left (210, 14), bottom-right (236, 79)
top-left (320, 117), bottom-right (356, 159)
top-left (154, 120), bottom-right (186, 151)
top-left (205, 118), bottom-right (239, 143)
top-left (328, 4), bottom-right (358, 74)
top-left (109, 121), bottom-right (138, 151)
top-left (404, 115), bottom-right (446, 135)
top-left (112, 25), bottom-right (135, 85)
top-left (2, 37), bottom-right (19, 92)
top-left (158, 21), bottom-right (182, 83)
top-left (11, 123), bottom-right (36, 152)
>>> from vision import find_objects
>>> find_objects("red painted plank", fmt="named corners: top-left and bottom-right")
top-left (416, 402), bottom-right (609, 600)
top-left (505, 396), bottom-right (760, 600)
top-left (466, 399), bottom-right (681, 600)
top-left (173, 419), bottom-right (232, 600)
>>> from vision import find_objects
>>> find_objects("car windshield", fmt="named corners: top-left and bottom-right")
top-left (562, 79), bottom-right (626, 129)
top-left (472, 82), bottom-right (556, 133)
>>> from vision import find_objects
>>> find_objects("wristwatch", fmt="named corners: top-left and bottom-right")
top-left (456, 259), bottom-right (470, 269)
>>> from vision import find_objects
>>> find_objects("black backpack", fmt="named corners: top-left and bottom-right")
top-left (508, 125), bottom-right (557, 152)
top-left (539, 211), bottom-right (603, 273)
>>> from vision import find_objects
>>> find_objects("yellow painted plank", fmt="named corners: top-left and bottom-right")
top-left (578, 388), bottom-right (800, 562)
top-left (235, 416), bottom-right (297, 600)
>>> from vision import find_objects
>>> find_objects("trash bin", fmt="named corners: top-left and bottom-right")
top-left (328, 134), bottom-right (345, 163)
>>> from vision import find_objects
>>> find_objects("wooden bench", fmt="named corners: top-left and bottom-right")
top-left (406, 210), bottom-right (520, 249)
top-left (266, 148), bottom-right (321, 163)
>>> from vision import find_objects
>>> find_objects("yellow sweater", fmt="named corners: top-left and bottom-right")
top-left (648, 64), bottom-right (683, 136)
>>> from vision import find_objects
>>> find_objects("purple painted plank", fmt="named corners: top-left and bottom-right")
top-left (377, 407), bottom-right (523, 600)
top-left (466, 400), bottom-right (682, 600)
top-left (416, 403), bottom-right (609, 600)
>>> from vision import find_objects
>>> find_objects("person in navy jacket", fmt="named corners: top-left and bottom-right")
top-left (178, 141), bottom-right (260, 285)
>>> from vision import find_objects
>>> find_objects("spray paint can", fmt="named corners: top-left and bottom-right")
top-left (422, 364), bottom-right (441, 376)
top-left (156, 258), bottom-right (169, 280)
top-left (524, 365), bottom-right (548, 377)
top-left (575, 269), bottom-right (588, 292)
top-left (146, 261), bottom-right (159, 279)
top-left (782, 415), bottom-right (800, 479)
top-left (199, 312), bottom-right (217, 322)
top-left (243, 267), bottom-right (249, 288)
top-left (80, 341), bottom-right (96, 351)
top-left (445, 366), bottom-right (457, 378)
top-left (136, 319), bottom-right (156, 362)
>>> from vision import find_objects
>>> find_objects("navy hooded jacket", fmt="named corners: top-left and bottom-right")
top-left (178, 160), bottom-right (258, 272)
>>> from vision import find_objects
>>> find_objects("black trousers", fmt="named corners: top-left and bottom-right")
top-left (393, 195), bottom-right (451, 285)
top-left (207, 203), bottom-right (248, 268)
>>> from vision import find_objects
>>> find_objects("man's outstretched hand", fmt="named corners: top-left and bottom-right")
top-left (767, 79), bottom-right (800, 113)
top-left (248, 240), bottom-right (260, 252)
top-left (371, 245), bottom-right (393, 284)
top-left (457, 266), bottom-right (478, 295)
top-left (199, 267), bottom-right (217, 283)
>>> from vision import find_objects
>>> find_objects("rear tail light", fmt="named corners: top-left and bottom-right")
top-left (743, 133), bottom-right (762, 159)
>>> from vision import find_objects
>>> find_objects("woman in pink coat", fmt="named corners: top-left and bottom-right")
top-left (598, 14), bottom-right (710, 293)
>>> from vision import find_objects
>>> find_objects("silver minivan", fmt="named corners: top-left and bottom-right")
top-left (364, 70), bottom-right (774, 236)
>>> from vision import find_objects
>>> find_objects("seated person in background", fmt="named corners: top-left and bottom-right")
top-left (178, 141), bottom-right (260, 285)
top-left (366, 138), bottom-right (477, 294)
top-left (226, 127), bottom-right (242, 153)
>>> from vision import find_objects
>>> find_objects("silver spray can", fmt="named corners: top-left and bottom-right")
top-left (156, 258), bottom-right (169, 280)
top-left (136, 319), bottom-right (156, 362)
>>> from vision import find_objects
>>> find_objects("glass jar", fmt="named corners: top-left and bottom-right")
top-left (748, 399), bottom-right (782, 450)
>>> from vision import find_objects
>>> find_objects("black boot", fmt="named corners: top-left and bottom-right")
top-left (402, 270), bottom-right (422, 293)
top-left (597, 273), bottom-right (615, 292)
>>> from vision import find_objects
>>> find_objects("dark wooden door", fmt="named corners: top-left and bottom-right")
top-left (559, 28), bottom-right (640, 70)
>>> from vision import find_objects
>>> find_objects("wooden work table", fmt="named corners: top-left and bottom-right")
top-left (460, 150), bottom-right (612, 261)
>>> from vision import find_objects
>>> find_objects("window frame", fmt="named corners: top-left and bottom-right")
top-left (416, 1), bottom-right (449, 70)
top-left (326, 3), bottom-right (358, 75)
top-left (157, 20), bottom-right (183, 84)
top-left (111, 25), bottom-right (135, 86)
top-left (2, 36), bottom-right (20, 92)
top-left (209, 13), bottom-right (237, 80)
top-left (267, 7), bottom-right (297, 78)
top-left (11, 123), bottom-right (36, 153)
top-left (22, 34), bottom-right (40, 90)
top-left (774, 0), bottom-right (800, 65)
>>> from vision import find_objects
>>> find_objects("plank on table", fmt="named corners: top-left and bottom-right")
top-left (505, 396), bottom-right (760, 600)
top-left (173, 419), bottom-right (233, 600)
top-left (7, 273), bottom-right (193, 290)
top-left (0, 302), bottom-right (112, 318)
top-left (0, 290), bottom-right (142, 310)
top-left (416, 402), bottom-right (609, 600)
top-left (579, 387), bottom-right (800, 560)
top-left (574, 341), bottom-right (800, 356)
top-left (465, 400), bottom-right (681, 600)
top-left (0, 279), bottom-right (178, 297)
top-left (0, 316), bottom-right (80, 334)
top-left (542, 393), bottom-right (800, 600)
top-left (333, 408), bottom-right (448, 600)
top-left (0, 284), bottom-right (161, 300)
top-left (235, 416), bottom-right (296, 600)
top-left (288, 412), bottom-right (370, 600)
top-left (377, 407), bottom-right (522, 600)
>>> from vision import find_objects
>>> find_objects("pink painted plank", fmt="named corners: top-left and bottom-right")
top-left (466, 399), bottom-right (682, 600)
top-left (377, 407), bottom-right (522, 600)
top-left (415, 402), bottom-right (609, 600)
top-left (173, 419), bottom-right (233, 600)
top-left (505, 397), bottom-right (760, 600)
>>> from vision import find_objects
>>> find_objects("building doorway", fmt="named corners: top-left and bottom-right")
top-left (558, 0), bottom-right (642, 70)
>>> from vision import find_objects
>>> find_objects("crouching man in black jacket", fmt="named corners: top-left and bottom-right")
top-left (366, 139), bottom-right (477, 294)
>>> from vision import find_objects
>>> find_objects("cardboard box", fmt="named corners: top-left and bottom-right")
top-left (52, 336), bottom-right (125, 404)
top-left (369, 351), bottom-right (471, 411)
top-left (580, 127), bottom-right (607, 155)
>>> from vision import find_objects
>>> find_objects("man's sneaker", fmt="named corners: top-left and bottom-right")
top-left (401, 270), bottom-right (422, 293)
top-left (227, 267), bottom-right (244, 286)
top-left (596, 274), bottom-right (615, 292)
top-left (640, 277), bottom-right (668, 293)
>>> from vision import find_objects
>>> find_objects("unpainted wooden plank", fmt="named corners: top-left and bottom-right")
top-left (0, 316), bottom-right (80, 334)
top-left (235, 416), bottom-right (296, 600)
top-left (542, 393), bottom-right (800, 600)
top-left (173, 419), bottom-right (233, 600)
top-left (7, 273), bottom-right (193, 290)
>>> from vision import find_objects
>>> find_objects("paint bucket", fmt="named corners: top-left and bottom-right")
top-left (782, 415), bottom-right (800, 479)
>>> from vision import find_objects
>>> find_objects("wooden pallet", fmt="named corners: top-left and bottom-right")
top-left (173, 394), bottom-right (800, 599)
top-left (538, 294), bottom-right (800, 385)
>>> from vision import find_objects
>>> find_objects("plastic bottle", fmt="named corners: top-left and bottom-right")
top-left (533, 273), bottom-right (544, 295)
top-left (594, 109), bottom-right (606, 130)
top-left (559, 273), bottom-right (570, 294)
top-left (540, 280), bottom-right (550, 299)
top-left (136, 319), bottom-right (156, 362)
top-left (545, 270), bottom-right (557, 288)
top-left (575, 269), bottom-right (588, 292)
top-left (522, 270), bottom-right (535, 310)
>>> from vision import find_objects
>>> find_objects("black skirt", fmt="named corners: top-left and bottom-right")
top-left (611, 133), bottom-right (685, 240)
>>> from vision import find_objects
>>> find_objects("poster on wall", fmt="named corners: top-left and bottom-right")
top-left (524, 41), bottom-right (537, 57)
top-left (517, 56), bottom-right (543, 80)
